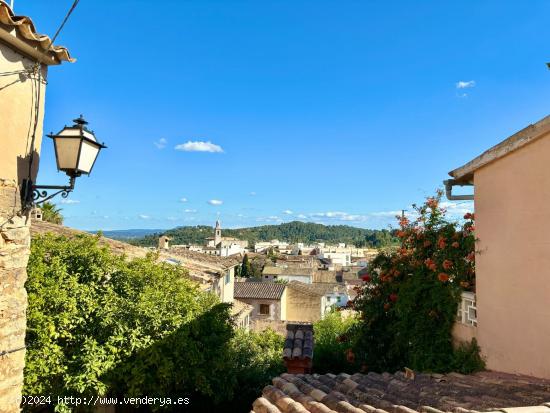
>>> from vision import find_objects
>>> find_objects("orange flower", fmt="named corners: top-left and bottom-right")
top-left (423, 240), bottom-right (432, 248)
top-left (361, 274), bottom-right (371, 282)
top-left (466, 251), bottom-right (475, 262)
top-left (438, 237), bottom-right (446, 249)
top-left (389, 293), bottom-right (398, 302)
top-left (426, 197), bottom-right (438, 209)
top-left (438, 273), bottom-right (450, 282)
top-left (346, 348), bottom-right (355, 363)
top-left (384, 303), bottom-right (391, 311)
top-left (396, 231), bottom-right (406, 238)
top-left (442, 259), bottom-right (453, 270)
top-left (424, 258), bottom-right (437, 271)
top-left (452, 241), bottom-right (460, 248)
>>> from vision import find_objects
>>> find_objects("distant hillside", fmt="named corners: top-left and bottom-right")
top-left (98, 229), bottom-right (165, 240)
top-left (129, 221), bottom-right (398, 248)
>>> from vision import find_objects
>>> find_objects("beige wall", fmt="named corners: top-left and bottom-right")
top-left (452, 323), bottom-right (477, 346)
top-left (474, 133), bottom-right (550, 379)
top-left (214, 267), bottom-right (236, 303)
top-left (0, 40), bottom-right (48, 412)
top-left (238, 297), bottom-right (285, 322)
top-left (0, 42), bottom-right (48, 184)
top-left (286, 288), bottom-right (322, 322)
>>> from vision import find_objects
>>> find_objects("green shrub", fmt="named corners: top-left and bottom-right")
top-left (25, 233), bottom-right (284, 412)
top-left (313, 311), bottom-right (358, 374)
top-left (452, 338), bottom-right (486, 374)
top-left (228, 328), bottom-right (285, 410)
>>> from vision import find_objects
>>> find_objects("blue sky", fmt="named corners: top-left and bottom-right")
top-left (18, 0), bottom-right (550, 231)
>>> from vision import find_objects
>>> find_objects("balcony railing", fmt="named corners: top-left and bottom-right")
top-left (457, 291), bottom-right (477, 327)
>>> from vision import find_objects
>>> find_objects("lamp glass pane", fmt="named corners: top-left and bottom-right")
top-left (77, 140), bottom-right (100, 174)
top-left (59, 128), bottom-right (81, 137)
top-left (82, 130), bottom-right (97, 141)
top-left (54, 137), bottom-right (81, 170)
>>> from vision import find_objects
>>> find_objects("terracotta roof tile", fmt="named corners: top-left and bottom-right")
top-left (284, 324), bottom-right (314, 360)
top-left (0, 0), bottom-right (74, 63)
top-left (252, 370), bottom-right (550, 413)
top-left (234, 282), bottom-right (286, 300)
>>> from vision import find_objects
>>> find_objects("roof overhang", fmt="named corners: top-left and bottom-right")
top-left (0, 1), bottom-right (74, 65)
top-left (449, 114), bottom-right (550, 183)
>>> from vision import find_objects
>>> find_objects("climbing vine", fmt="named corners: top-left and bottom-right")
top-left (348, 191), bottom-right (481, 373)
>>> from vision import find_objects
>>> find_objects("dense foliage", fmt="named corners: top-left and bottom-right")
top-left (229, 328), bottom-right (285, 409)
top-left (25, 234), bottom-right (283, 412)
top-left (237, 253), bottom-right (264, 278)
top-left (347, 192), bottom-right (482, 373)
top-left (313, 311), bottom-right (358, 374)
top-left (128, 221), bottom-right (398, 248)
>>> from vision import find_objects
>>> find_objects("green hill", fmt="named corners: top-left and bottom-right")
top-left (128, 221), bottom-right (397, 248)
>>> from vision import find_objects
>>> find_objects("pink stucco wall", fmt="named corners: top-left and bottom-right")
top-left (474, 132), bottom-right (550, 379)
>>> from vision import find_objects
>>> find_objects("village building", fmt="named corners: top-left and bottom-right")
top-left (234, 282), bottom-right (287, 322)
top-left (446, 114), bottom-right (550, 379)
top-left (254, 239), bottom-right (290, 253)
top-left (0, 3), bottom-right (73, 410)
top-left (162, 220), bottom-right (248, 257)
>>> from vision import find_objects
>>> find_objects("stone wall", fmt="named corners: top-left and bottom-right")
top-left (0, 179), bottom-right (30, 412)
top-left (285, 288), bottom-right (322, 323)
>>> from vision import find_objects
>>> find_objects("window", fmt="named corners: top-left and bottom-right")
top-left (259, 304), bottom-right (270, 315)
top-left (225, 271), bottom-right (230, 285)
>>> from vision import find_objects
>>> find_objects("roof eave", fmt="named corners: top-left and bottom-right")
top-left (0, 1), bottom-right (74, 65)
top-left (0, 28), bottom-right (59, 65)
top-left (448, 114), bottom-right (550, 182)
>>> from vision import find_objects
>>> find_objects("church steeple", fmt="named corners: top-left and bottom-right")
top-left (214, 219), bottom-right (222, 246)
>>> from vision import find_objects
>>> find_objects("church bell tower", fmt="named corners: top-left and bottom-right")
top-left (214, 219), bottom-right (222, 246)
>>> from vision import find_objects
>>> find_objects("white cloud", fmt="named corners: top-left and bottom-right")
top-left (60, 199), bottom-right (80, 204)
top-left (154, 138), bottom-right (167, 149)
top-left (440, 201), bottom-right (474, 218)
top-left (456, 80), bottom-right (476, 89)
top-left (208, 199), bottom-right (223, 206)
top-left (184, 209), bottom-right (197, 213)
top-left (256, 216), bottom-right (283, 223)
top-left (138, 214), bottom-right (150, 220)
top-left (282, 209), bottom-right (293, 215)
top-left (175, 141), bottom-right (224, 153)
top-left (309, 211), bottom-right (369, 223)
top-left (180, 197), bottom-right (188, 203)
top-left (249, 192), bottom-right (257, 196)
top-left (296, 214), bottom-right (307, 219)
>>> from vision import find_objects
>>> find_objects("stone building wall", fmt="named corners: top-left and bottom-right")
top-left (285, 288), bottom-right (322, 323)
top-left (0, 179), bottom-right (30, 412)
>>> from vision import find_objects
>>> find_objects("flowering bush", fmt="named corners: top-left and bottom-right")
top-left (349, 191), bottom-right (479, 373)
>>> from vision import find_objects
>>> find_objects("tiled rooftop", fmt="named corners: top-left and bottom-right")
top-left (287, 281), bottom-right (346, 297)
top-left (30, 220), bottom-right (234, 284)
top-left (251, 370), bottom-right (550, 413)
top-left (0, 0), bottom-right (74, 63)
top-left (234, 282), bottom-right (286, 300)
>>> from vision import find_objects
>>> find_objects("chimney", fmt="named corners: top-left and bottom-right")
top-left (283, 323), bottom-right (313, 374)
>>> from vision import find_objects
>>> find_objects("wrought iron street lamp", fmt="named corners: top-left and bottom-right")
top-left (22, 115), bottom-right (106, 208)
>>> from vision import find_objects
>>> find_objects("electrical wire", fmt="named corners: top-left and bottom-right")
top-left (47, 0), bottom-right (81, 51)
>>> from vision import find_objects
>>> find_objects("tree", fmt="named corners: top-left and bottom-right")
top-left (240, 254), bottom-right (252, 278)
top-left (39, 202), bottom-right (63, 224)
top-left (24, 233), bottom-right (234, 411)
